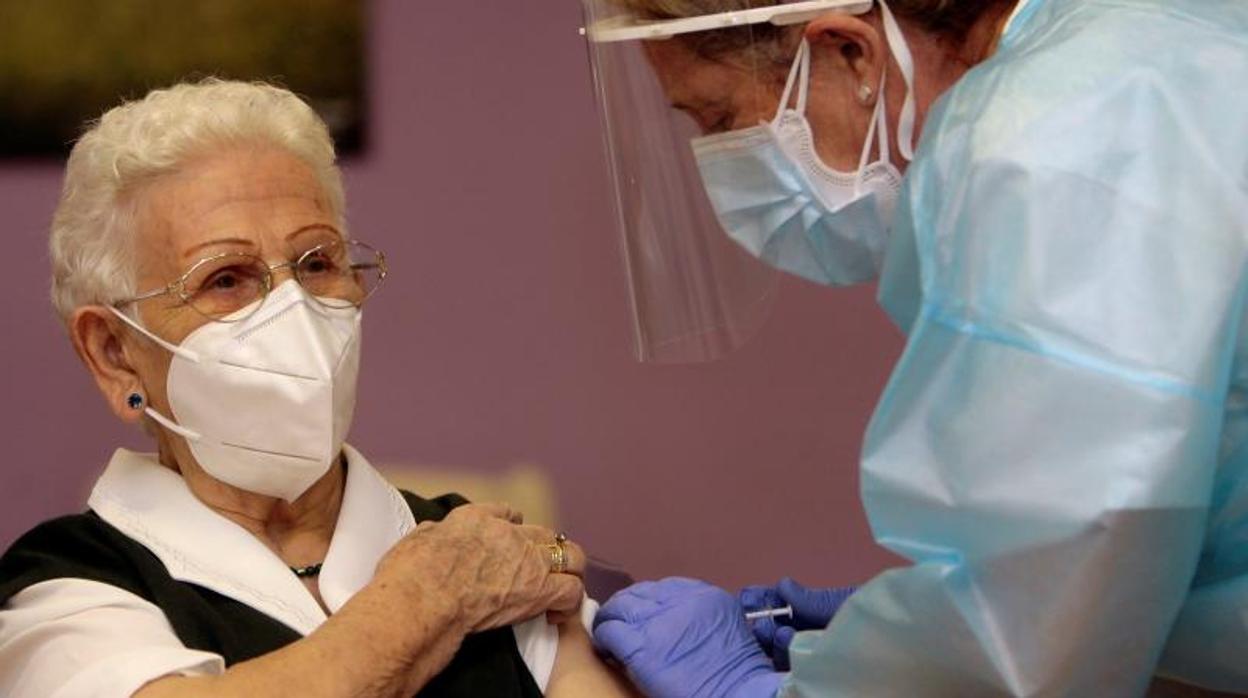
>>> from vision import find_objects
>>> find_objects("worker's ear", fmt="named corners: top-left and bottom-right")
top-left (70, 306), bottom-right (148, 425)
top-left (803, 12), bottom-right (888, 106)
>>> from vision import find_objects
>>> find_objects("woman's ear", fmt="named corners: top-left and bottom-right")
top-left (70, 306), bottom-right (148, 424)
top-left (803, 12), bottom-right (888, 106)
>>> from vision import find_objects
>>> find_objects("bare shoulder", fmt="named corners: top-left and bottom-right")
top-left (546, 616), bottom-right (638, 698)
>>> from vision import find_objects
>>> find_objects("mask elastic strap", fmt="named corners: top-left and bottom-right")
top-left (878, 0), bottom-right (916, 160)
top-left (773, 39), bottom-right (812, 122)
top-left (104, 307), bottom-right (204, 441)
top-left (107, 306), bottom-right (201, 363)
top-left (875, 69), bottom-right (892, 165)
top-left (144, 405), bottom-right (203, 442)
top-left (853, 71), bottom-right (888, 193)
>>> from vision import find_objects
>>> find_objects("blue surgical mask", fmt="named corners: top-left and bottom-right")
top-left (691, 1), bottom-right (917, 286)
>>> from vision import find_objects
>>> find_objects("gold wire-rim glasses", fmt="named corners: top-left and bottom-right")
top-left (112, 239), bottom-right (388, 323)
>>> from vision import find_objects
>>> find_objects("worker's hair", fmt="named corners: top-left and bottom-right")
top-left (48, 78), bottom-right (345, 324)
top-left (612, 0), bottom-right (1010, 63)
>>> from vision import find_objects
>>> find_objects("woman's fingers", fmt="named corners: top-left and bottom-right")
top-left (382, 502), bottom-right (592, 633)
top-left (457, 501), bottom-right (524, 524)
top-left (472, 568), bottom-right (586, 633)
top-left (559, 540), bottom-right (587, 578)
top-left (517, 523), bottom-right (569, 543)
top-left (448, 511), bottom-right (588, 580)
top-left (542, 572), bottom-right (586, 618)
top-left (518, 525), bottom-right (587, 578)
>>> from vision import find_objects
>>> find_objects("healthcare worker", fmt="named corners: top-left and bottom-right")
top-left (578, 0), bottom-right (1248, 695)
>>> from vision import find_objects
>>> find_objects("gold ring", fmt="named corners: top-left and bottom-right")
top-left (547, 532), bottom-right (570, 574)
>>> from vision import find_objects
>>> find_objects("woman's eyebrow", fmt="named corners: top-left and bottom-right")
top-left (180, 225), bottom-right (340, 260)
top-left (286, 223), bottom-right (342, 242)
top-left (181, 236), bottom-right (256, 261)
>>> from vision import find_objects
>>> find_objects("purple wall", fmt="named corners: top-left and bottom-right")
top-left (0, 0), bottom-right (904, 591)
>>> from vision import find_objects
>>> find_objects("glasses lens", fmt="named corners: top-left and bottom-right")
top-left (182, 254), bottom-right (270, 320)
top-left (297, 240), bottom-right (386, 308)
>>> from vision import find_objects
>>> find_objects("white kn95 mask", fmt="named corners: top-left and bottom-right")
top-left (110, 280), bottom-right (362, 502)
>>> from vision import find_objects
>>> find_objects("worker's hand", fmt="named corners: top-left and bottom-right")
top-left (738, 578), bottom-right (856, 670)
top-left (593, 578), bottom-right (783, 698)
top-left (374, 502), bottom-right (587, 634)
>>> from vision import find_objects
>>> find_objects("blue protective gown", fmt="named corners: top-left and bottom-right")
top-left (784, 0), bottom-right (1248, 695)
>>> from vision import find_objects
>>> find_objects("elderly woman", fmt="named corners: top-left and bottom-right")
top-left (0, 80), bottom-right (631, 697)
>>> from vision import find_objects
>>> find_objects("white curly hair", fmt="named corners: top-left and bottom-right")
top-left (48, 78), bottom-right (345, 324)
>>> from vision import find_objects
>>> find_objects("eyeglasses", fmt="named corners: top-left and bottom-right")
top-left (114, 239), bottom-right (387, 322)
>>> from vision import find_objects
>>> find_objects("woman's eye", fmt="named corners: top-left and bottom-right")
top-left (301, 252), bottom-right (341, 275)
top-left (207, 270), bottom-right (241, 290)
top-left (199, 266), bottom-right (257, 294)
top-left (303, 257), bottom-right (328, 274)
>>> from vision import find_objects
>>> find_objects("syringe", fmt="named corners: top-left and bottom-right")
top-left (744, 605), bottom-right (793, 622)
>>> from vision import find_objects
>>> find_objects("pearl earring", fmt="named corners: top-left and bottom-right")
top-left (857, 84), bottom-right (874, 105)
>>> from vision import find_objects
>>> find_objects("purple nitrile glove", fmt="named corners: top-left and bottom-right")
top-left (593, 577), bottom-right (784, 698)
top-left (738, 578), bottom-right (856, 671)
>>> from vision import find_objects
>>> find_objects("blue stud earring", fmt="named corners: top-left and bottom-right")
top-left (127, 393), bottom-right (144, 410)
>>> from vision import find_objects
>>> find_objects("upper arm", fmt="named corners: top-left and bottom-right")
top-left (512, 596), bottom-right (635, 697)
top-left (0, 578), bottom-right (223, 698)
top-left (545, 611), bottom-right (637, 698)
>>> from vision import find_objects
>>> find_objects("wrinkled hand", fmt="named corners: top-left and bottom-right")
top-left (593, 578), bottom-right (783, 698)
top-left (739, 578), bottom-right (855, 670)
top-left (375, 502), bottom-right (586, 634)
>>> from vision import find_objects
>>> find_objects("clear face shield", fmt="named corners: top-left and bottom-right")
top-left (579, 1), bottom-right (873, 363)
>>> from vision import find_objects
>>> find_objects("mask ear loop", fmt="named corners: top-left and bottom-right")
top-left (108, 306), bottom-right (201, 363)
top-left (106, 305), bottom-right (204, 442)
top-left (853, 70), bottom-right (887, 194)
top-left (772, 39), bottom-right (812, 124)
top-left (144, 407), bottom-right (204, 442)
top-left (877, 0), bottom-right (916, 160)
top-left (875, 69), bottom-right (892, 166)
